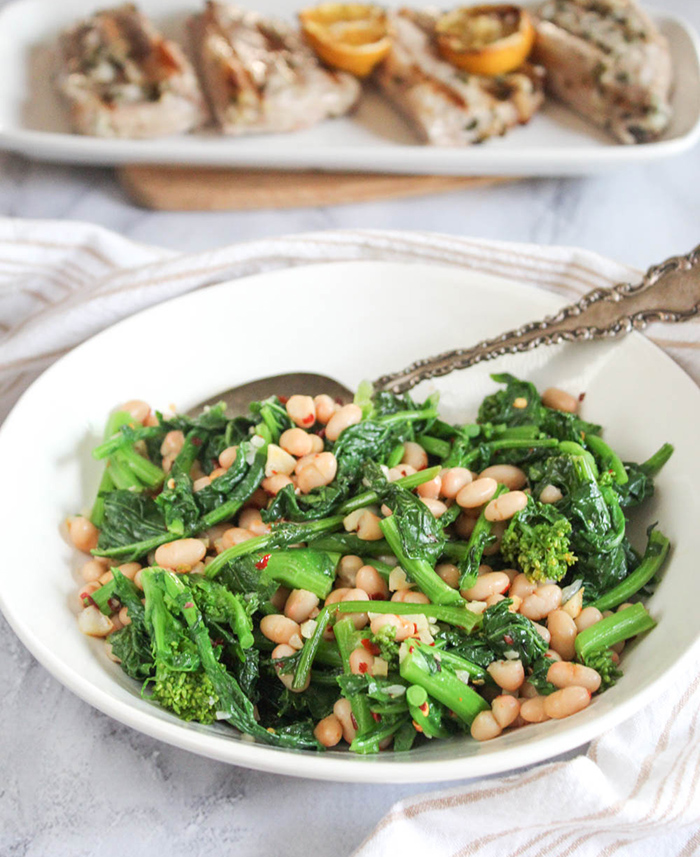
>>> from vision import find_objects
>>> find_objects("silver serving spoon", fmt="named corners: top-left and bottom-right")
top-left (191, 244), bottom-right (700, 415)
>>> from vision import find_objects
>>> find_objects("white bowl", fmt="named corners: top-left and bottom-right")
top-left (1, 260), bottom-right (698, 783)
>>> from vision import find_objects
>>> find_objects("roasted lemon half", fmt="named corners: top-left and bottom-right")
top-left (300, 3), bottom-right (392, 78)
top-left (435, 4), bottom-right (535, 76)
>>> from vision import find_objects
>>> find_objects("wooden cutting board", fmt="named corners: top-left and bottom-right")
top-left (118, 165), bottom-right (512, 211)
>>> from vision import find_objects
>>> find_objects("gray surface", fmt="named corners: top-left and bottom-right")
top-left (1, 1), bottom-right (700, 854)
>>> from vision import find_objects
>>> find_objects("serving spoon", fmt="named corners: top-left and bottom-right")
top-left (191, 244), bottom-right (700, 415)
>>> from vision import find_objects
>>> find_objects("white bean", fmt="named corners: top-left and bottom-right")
top-left (286, 395), bottom-right (316, 428)
top-left (485, 491), bottom-right (528, 522)
top-left (325, 404), bottom-right (362, 442)
top-left (461, 571), bottom-right (510, 602)
top-left (456, 477), bottom-right (498, 509)
top-left (520, 584), bottom-right (562, 621)
top-left (487, 659), bottom-right (525, 692)
top-left (542, 387), bottom-right (579, 414)
top-left (440, 468), bottom-right (473, 499)
top-left (402, 441), bottom-right (428, 471)
top-left (154, 538), bottom-right (206, 572)
top-left (479, 465), bottom-right (527, 490)
top-left (544, 686), bottom-right (591, 719)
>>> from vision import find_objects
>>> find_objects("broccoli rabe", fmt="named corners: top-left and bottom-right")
top-left (501, 498), bottom-right (577, 584)
top-left (581, 649), bottom-right (622, 691)
top-left (150, 669), bottom-right (220, 724)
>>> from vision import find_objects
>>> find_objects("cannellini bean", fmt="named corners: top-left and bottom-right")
top-left (78, 605), bottom-right (114, 637)
top-left (262, 474), bottom-right (293, 496)
top-left (482, 520), bottom-right (506, 556)
top-left (337, 555), bottom-right (363, 587)
top-left (314, 714), bottom-right (343, 748)
top-left (547, 610), bottom-right (578, 661)
top-left (68, 517), bottom-right (99, 553)
top-left (416, 474), bottom-right (442, 499)
top-left (261, 615), bottom-right (302, 646)
top-left (456, 477), bottom-right (498, 509)
top-left (133, 570), bottom-right (144, 590)
top-left (491, 695), bottom-right (521, 729)
top-left (461, 571), bottom-right (510, 602)
top-left (209, 467), bottom-right (226, 480)
top-left (356, 565), bottom-right (389, 600)
top-left (357, 510), bottom-right (383, 541)
top-left (325, 404), bottom-right (362, 442)
top-left (349, 647), bottom-right (375, 675)
top-left (326, 587), bottom-right (351, 606)
top-left (279, 428), bottom-right (313, 458)
top-left (272, 644), bottom-right (309, 692)
top-left (238, 508), bottom-right (270, 537)
top-left (286, 395), bottom-right (316, 428)
top-left (545, 648), bottom-right (562, 663)
top-left (471, 710), bottom-right (502, 741)
top-left (314, 394), bottom-right (338, 425)
top-left (544, 686), bottom-right (591, 719)
top-left (487, 659), bottom-right (525, 692)
top-left (402, 441), bottom-right (428, 471)
top-left (221, 528), bottom-right (256, 550)
top-left (271, 586), bottom-right (291, 611)
top-left (436, 563), bottom-right (460, 589)
top-left (533, 622), bottom-right (551, 645)
top-left (440, 468), bottom-right (472, 499)
top-left (520, 681), bottom-right (538, 699)
top-left (333, 698), bottom-right (357, 743)
top-left (193, 476), bottom-right (211, 492)
top-left (284, 589), bottom-right (320, 624)
top-left (575, 606), bottom-right (603, 633)
top-left (520, 584), bottom-right (562, 621)
top-left (161, 430), bottom-right (185, 457)
top-left (120, 399), bottom-right (150, 424)
top-left (547, 661), bottom-right (601, 693)
top-left (392, 590), bottom-right (430, 605)
top-left (343, 509), bottom-right (364, 532)
top-left (309, 434), bottom-right (324, 453)
top-left (118, 606), bottom-right (131, 626)
top-left (485, 491), bottom-right (528, 522)
top-left (266, 444), bottom-right (297, 478)
top-left (542, 387), bottom-right (579, 414)
top-left (454, 512), bottom-right (478, 538)
top-left (99, 570), bottom-right (114, 585)
top-left (370, 613), bottom-right (414, 643)
top-left (479, 465), bottom-right (527, 490)
top-left (296, 453), bottom-right (338, 493)
top-left (540, 484), bottom-right (564, 505)
top-left (218, 446), bottom-right (238, 469)
top-left (510, 573), bottom-right (537, 601)
top-left (519, 696), bottom-right (551, 723)
top-left (420, 498), bottom-right (448, 518)
top-left (485, 593), bottom-right (506, 608)
top-left (341, 588), bottom-right (370, 629)
top-left (81, 559), bottom-right (105, 583)
top-left (154, 538), bottom-right (206, 572)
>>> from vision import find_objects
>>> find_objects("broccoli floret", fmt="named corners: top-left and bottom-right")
top-left (150, 669), bottom-right (220, 724)
top-left (501, 498), bottom-right (577, 584)
top-left (371, 623), bottom-right (400, 667)
top-left (581, 649), bottom-right (622, 691)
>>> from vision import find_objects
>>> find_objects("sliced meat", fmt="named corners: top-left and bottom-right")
top-left (534, 0), bottom-right (673, 143)
top-left (56, 4), bottom-right (206, 138)
top-left (374, 9), bottom-right (545, 146)
top-left (190, 1), bottom-right (361, 135)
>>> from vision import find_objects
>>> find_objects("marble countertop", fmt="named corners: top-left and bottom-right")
top-left (1, 1), bottom-right (700, 854)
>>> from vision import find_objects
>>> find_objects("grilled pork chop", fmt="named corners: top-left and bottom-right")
top-left (191, 2), bottom-right (361, 135)
top-left (534, 0), bottom-right (673, 143)
top-left (56, 4), bottom-right (205, 138)
top-left (374, 9), bottom-right (545, 146)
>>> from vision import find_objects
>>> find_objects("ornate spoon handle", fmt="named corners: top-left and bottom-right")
top-left (374, 245), bottom-right (700, 394)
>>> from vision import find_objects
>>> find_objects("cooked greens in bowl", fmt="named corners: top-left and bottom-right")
top-left (69, 374), bottom-right (671, 753)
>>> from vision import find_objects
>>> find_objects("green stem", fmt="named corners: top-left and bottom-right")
top-left (585, 434), bottom-right (627, 485)
top-left (337, 466), bottom-right (441, 515)
top-left (90, 469), bottom-right (114, 527)
top-left (120, 446), bottom-right (165, 489)
top-left (592, 529), bottom-right (670, 611)
top-left (640, 442), bottom-right (674, 477)
top-left (399, 643), bottom-right (488, 726)
top-left (380, 515), bottom-right (464, 606)
top-left (292, 605), bottom-right (332, 690)
top-left (575, 602), bottom-right (656, 661)
top-left (336, 600), bottom-right (479, 632)
top-left (417, 435), bottom-right (451, 459)
top-left (458, 484), bottom-right (508, 590)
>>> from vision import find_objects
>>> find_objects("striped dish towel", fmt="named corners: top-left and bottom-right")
top-left (1, 218), bottom-right (699, 857)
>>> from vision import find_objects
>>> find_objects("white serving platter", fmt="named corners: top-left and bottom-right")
top-left (0, 260), bottom-right (699, 783)
top-left (0, 0), bottom-right (699, 174)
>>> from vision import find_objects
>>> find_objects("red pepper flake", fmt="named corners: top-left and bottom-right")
top-left (371, 712), bottom-right (381, 722)
top-left (350, 713), bottom-right (358, 729)
top-left (579, 392), bottom-right (586, 402)
top-left (419, 702), bottom-right (429, 716)
top-left (81, 593), bottom-right (97, 608)
top-left (192, 437), bottom-right (202, 446)
top-left (184, 601), bottom-right (194, 609)
top-left (302, 414), bottom-right (314, 426)
top-left (504, 634), bottom-right (513, 645)
top-left (213, 638), bottom-right (224, 647)
top-left (334, 397), bottom-right (344, 406)
top-left (255, 554), bottom-right (271, 570)
top-left (318, 428), bottom-right (326, 439)
top-left (361, 639), bottom-right (380, 655)
top-left (412, 719), bottom-right (424, 733)
top-left (107, 597), bottom-right (121, 613)
top-left (408, 646), bottom-right (415, 654)
top-left (278, 395), bottom-right (289, 405)
top-left (370, 593), bottom-right (384, 601)
top-left (359, 662), bottom-right (369, 674)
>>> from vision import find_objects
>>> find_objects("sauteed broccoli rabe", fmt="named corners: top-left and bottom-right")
top-left (68, 375), bottom-right (672, 751)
